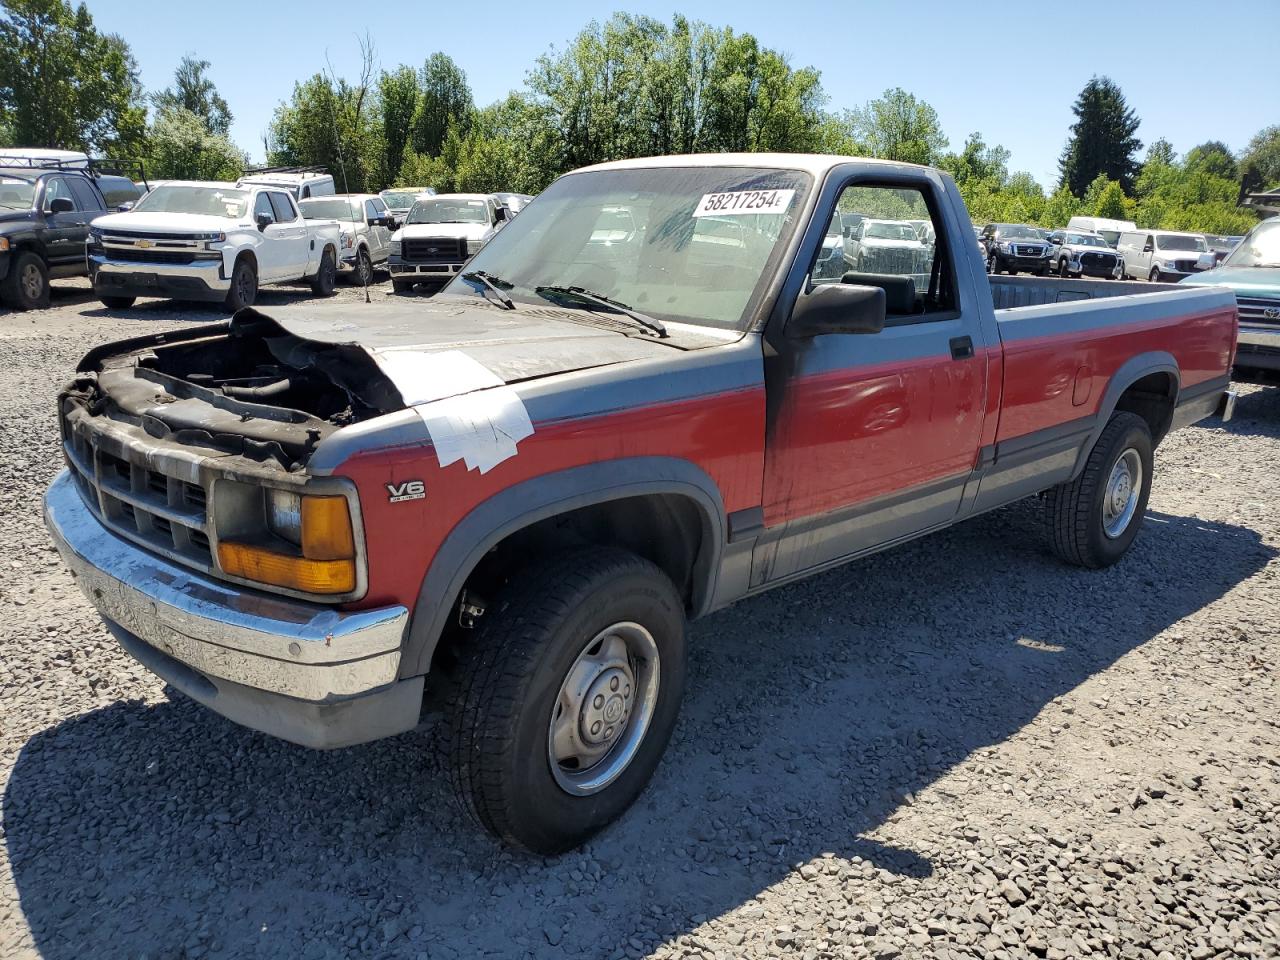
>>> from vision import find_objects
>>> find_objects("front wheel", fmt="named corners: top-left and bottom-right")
top-left (1149, 267), bottom-right (1162, 283)
top-left (310, 248), bottom-right (336, 296)
top-left (1045, 411), bottom-right (1154, 568)
top-left (447, 547), bottom-right (686, 854)
top-left (350, 248), bottom-right (374, 286)
top-left (0, 251), bottom-right (50, 310)
top-left (99, 295), bottom-right (136, 309)
top-left (224, 257), bottom-right (257, 311)
top-left (987, 254), bottom-right (999, 275)
top-left (1058, 259), bottom-right (1070, 278)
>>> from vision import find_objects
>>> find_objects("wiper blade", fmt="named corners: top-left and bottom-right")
top-left (534, 285), bottom-right (668, 338)
top-left (461, 270), bottom-right (515, 310)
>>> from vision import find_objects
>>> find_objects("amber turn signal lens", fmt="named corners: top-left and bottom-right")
top-left (300, 495), bottom-right (356, 561)
top-left (217, 541), bottom-right (356, 595)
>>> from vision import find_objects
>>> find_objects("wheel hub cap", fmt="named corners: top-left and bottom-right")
top-left (1102, 448), bottom-right (1142, 539)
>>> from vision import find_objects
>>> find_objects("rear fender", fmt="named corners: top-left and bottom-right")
top-left (1070, 351), bottom-right (1178, 479)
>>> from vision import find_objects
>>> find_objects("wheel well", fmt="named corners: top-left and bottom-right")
top-left (1113, 371), bottom-right (1176, 444)
top-left (427, 494), bottom-right (708, 676)
top-left (233, 250), bottom-right (257, 274)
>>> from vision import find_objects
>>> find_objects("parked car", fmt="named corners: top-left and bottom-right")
top-left (1180, 216), bottom-right (1280, 382)
top-left (981, 222), bottom-right (1053, 275)
top-left (1117, 230), bottom-right (1211, 282)
top-left (1203, 234), bottom-right (1242, 265)
top-left (1045, 229), bottom-right (1124, 279)
top-left (0, 156), bottom-right (145, 310)
top-left (493, 192), bottom-right (534, 215)
top-left (87, 180), bottom-right (341, 310)
top-left (1067, 216), bottom-right (1137, 248)
top-left (298, 194), bottom-right (396, 286)
top-left (388, 193), bottom-right (510, 292)
top-left (379, 186), bottom-right (437, 226)
top-left (45, 152), bottom-right (1237, 854)
top-left (843, 218), bottom-right (926, 274)
top-left (237, 166), bottom-right (335, 201)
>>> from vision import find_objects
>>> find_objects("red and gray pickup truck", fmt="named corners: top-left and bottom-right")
top-left (44, 154), bottom-right (1237, 853)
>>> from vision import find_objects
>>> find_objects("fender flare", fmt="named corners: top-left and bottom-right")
top-left (1070, 351), bottom-right (1179, 479)
top-left (400, 456), bottom-right (727, 678)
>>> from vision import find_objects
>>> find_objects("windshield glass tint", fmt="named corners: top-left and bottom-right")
top-left (408, 198), bottom-right (489, 225)
top-left (381, 191), bottom-right (420, 208)
top-left (864, 222), bottom-right (918, 241)
top-left (1000, 225), bottom-right (1039, 239)
top-left (1156, 234), bottom-right (1206, 251)
top-left (444, 165), bottom-right (810, 331)
top-left (0, 176), bottom-right (35, 208)
top-left (1224, 221), bottom-right (1280, 267)
top-left (134, 185), bottom-right (249, 218)
top-left (299, 198), bottom-right (359, 220)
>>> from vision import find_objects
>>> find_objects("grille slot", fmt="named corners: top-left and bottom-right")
top-left (402, 237), bottom-right (466, 262)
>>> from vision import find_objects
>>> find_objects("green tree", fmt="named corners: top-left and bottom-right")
top-left (1058, 76), bottom-right (1142, 195)
top-left (146, 106), bottom-right (244, 180)
top-left (1144, 138), bottom-right (1176, 167)
top-left (0, 0), bottom-right (147, 153)
top-left (1094, 179), bottom-right (1129, 220)
top-left (846, 87), bottom-right (947, 165)
top-left (1184, 140), bottom-right (1237, 181)
top-left (939, 132), bottom-right (1010, 186)
top-left (412, 53), bottom-right (472, 157)
top-left (378, 65), bottom-right (417, 188)
top-left (1240, 125), bottom-right (1280, 192)
top-left (153, 54), bottom-right (231, 135)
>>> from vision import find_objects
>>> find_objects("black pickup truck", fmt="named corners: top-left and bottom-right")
top-left (0, 159), bottom-right (143, 310)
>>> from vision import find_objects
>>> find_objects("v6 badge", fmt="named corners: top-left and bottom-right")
top-left (386, 480), bottom-right (426, 503)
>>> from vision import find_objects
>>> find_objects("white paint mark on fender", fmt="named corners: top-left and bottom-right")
top-left (373, 349), bottom-right (503, 406)
top-left (415, 387), bottom-right (534, 475)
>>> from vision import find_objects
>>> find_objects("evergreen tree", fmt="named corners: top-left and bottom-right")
top-left (1058, 76), bottom-right (1142, 195)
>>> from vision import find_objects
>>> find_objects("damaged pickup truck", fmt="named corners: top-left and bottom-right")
top-left (45, 154), bottom-right (1238, 853)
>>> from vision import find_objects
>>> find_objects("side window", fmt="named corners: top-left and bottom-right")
top-left (43, 176), bottom-right (77, 212)
top-left (372, 198), bottom-right (388, 216)
top-left (68, 177), bottom-right (104, 211)
top-left (809, 183), bottom-right (954, 318)
top-left (268, 192), bottom-right (295, 222)
top-left (254, 192), bottom-right (275, 225)
top-left (364, 199), bottom-right (380, 220)
top-left (300, 185), bottom-right (311, 200)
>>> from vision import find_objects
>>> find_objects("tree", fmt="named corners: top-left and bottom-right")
top-left (378, 65), bottom-right (417, 188)
top-left (1058, 76), bottom-right (1142, 195)
top-left (939, 132), bottom-right (1010, 186)
top-left (1144, 138), bottom-right (1176, 167)
top-left (146, 106), bottom-right (244, 181)
top-left (1240, 125), bottom-right (1280, 192)
top-left (1184, 140), bottom-right (1236, 181)
top-left (1094, 180), bottom-right (1129, 220)
top-left (0, 0), bottom-right (147, 153)
top-left (846, 88), bottom-right (947, 166)
top-left (153, 54), bottom-right (231, 135)
top-left (412, 53), bottom-right (472, 157)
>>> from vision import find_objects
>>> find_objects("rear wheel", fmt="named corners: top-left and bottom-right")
top-left (447, 547), bottom-right (686, 854)
top-left (99, 295), bottom-right (136, 309)
top-left (224, 257), bottom-right (257, 311)
top-left (1045, 411), bottom-right (1153, 569)
top-left (1, 251), bottom-right (50, 310)
top-left (310, 248), bottom-right (336, 296)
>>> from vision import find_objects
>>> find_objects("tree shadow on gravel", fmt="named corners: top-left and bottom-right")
top-left (5, 500), bottom-right (1274, 960)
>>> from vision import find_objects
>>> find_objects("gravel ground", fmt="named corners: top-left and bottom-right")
top-left (0, 280), bottom-right (1277, 960)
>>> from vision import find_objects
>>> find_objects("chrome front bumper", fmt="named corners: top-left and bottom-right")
top-left (44, 470), bottom-right (422, 748)
top-left (89, 253), bottom-right (231, 296)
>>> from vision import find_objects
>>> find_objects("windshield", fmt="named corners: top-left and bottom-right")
top-left (299, 198), bottom-right (359, 220)
top-left (999, 224), bottom-right (1040, 240)
top-left (0, 175), bottom-right (35, 209)
top-left (1223, 220), bottom-right (1280, 268)
top-left (1067, 233), bottom-right (1107, 247)
top-left (864, 222), bottom-right (918, 241)
top-left (408, 197), bottom-right (490, 225)
top-left (444, 165), bottom-right (810, 332)
top-left (1096, 230), bottom-right (1121, 245)
top-left (381, 190), bottom-right (423, 208)
top-left (134, 185), bottom-right (249, 218)
top-left (1155, 234), bottom-right (1206, 252)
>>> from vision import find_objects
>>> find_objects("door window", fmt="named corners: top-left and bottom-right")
top-left (68, 177), bottom-right (103, 211)
top-left (254, 192), bottom-right (276, 225)
top-left (364, 199), bottom-right (380, 221)
top-left (43, 177), bottom-right (77, 212)
top-left (268, 192), bottom-right (296, 222)
top-left (809, 183), bottom-right (954, 318)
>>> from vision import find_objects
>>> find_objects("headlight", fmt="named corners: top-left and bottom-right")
top-left (341, 231), bottom-right (354, 249)
top-left (88, 226), bottom-right (103, 240)
top-left (998, 241), bottom-right (1012, 253)
top-left (216, 487), bottom-right (357, 595)
top-left (389, 240), bottom-right (401, 256)
top-left (466, 238), bottom-right (484, 255)
top-left (191, 231), bottom-right (225, 242)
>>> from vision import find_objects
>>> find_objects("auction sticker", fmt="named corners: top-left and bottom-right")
top-left (693, 188), bottom-right (796, 217)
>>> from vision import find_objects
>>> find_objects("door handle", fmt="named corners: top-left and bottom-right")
top-left (950, 336), bottom-right (974, 360)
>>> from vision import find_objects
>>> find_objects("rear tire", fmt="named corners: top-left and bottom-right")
top-left (310, 248), bottom-right (336, 296)
top-left (1, 251), bottom-right (50, 310)
top-left (99, 295), bottom-right (136, 309)
top-left (1045, 412), bottom-right (1153, 569)
top-left (447, 547), bottom-right (687, 854)
top-left (224, 257), bottom-right (257, 311)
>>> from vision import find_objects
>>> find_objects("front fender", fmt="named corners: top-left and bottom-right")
top-left (399, 456), bottom-right (727, 678)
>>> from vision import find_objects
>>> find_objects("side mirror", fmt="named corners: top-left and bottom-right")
top-left (789, 283), bottom-right (886, 338)
top-left (382, 216), bottom-right (395, 229)
top-left (1142, 243), bottom-right (1153, 252)
top-left (366, 217), bottom-right (380, 228)
top-left (116, 201), bottom-right (134, 213)
top-left (256, 212), bottom-right (272, 232)
top-left (494, 206), bottom-right (509, 223)
top-left (49, 197), bottom-right (74, 214)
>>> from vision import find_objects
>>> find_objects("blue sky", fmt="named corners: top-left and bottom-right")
top-left (86, 0), bottom-right (1277, 188)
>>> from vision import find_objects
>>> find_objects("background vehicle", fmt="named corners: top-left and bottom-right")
top-left (88, 181), bottom-right (341, 310)
top-left (0, 157), bottom-right (145, 310)
top-left (493, 192), bottom-right (534, 215)
top-left (843, 218), bottom-right (926, 277)
top-left (1118, 230), bottom-right (1211, 282)
top-left (1181, 216), bottom-right (1280, 382)
top-left (388, 193), bottom-right (510, 292)
top-left (237, 166), bottom-right (335, 201)
top-left (1045, 229), bottom-right (1123, 279)
top-left (1203, 234), bottom-right (1242, 265)
top-left (45, 154), bottom-right (1236, 855)
top-left (379, 186), bottom-right (436, 226)
top-left (981, 222), bottom-right (1053, 275)
top-left (299, 194), bottom-right (395, 286)
top-left (1067, 215), bottom-right (1137, 248)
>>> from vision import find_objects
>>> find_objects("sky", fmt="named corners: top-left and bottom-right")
top-left (84, 0), bottom-right (1278, 188)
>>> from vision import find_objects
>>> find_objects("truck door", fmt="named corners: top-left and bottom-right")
top-left (754, 176), bottom-right (989, 585)
top-left (365, 198), bottom-right (390, 260)
top-left (40, 176), bottom-right (87, 269)
top-left (263, 191), bottom-right (310, 279)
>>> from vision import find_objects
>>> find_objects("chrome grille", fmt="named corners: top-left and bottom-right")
top-left (1080, 252), bottom-right (1117, 267)
top-left (1237, 296), bottom-right (1280, 326)
top-left (402, 237), bottom-right (466, 262)
top-left (1014, 244), bottom-right (1046, 257)
top-left (62, 407), bottom-right (214, 570)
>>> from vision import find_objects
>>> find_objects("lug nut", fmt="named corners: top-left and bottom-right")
top-left (610, 676), bottom-right (619, 691)
top-left (593, 694), bottom-right (604, 709)
top-left (591, 720), bottom-right (601, 736)
top-left (604, 726), bottom-right (614, 739)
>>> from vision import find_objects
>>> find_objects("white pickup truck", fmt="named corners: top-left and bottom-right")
top-left (88, 181), bottom-right (342, 311)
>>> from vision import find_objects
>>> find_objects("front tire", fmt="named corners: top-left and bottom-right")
top-left (350, 248), bottom-right (374, 286)
top-left (1045, 411), bottom-right (1154, 569)
top-left (310, 248), bottom-right (336, 296)
top-left (391, 279), bottom-right (416, 294)
top-left (99, 295), bottom-right (136, 309)
top-left (0, 251), bottom-right (50, 310)
top-left (447, 547), bottom-right (687, 854)
top-left (1149, 267), bottom-right (1162, 283)
top-left (224, 257), bottom-right (257, 311)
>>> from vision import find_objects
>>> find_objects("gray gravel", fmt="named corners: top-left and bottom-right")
top-left (1, 280), bottom-right (1277, 960)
